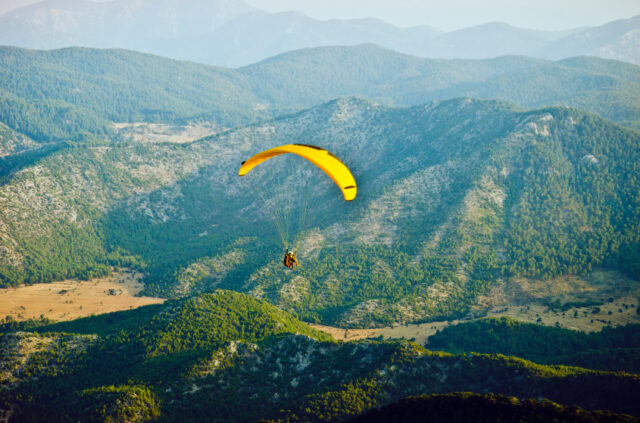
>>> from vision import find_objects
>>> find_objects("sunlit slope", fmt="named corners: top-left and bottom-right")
top-left (2, 291), bottom-right (640, 422)
top-left (0, 121), bottom-right (38, 158)
top-left (230, 99), bottom-right (639, 326)
top-left (2, 97), bottom-right (637, 327)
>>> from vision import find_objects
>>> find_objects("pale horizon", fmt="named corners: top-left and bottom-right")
top-left (1, 0), bottom-right (640, 31)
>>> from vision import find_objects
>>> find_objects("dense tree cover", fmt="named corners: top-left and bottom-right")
top-left (247, 244), bottom-right (497, 327)
top-left (345, 392), bottom-right (639, 423)
top-left (16, 385), bottom-right (161, 423)
top-left (0, 90), bottom-right (113, 142)
top-left (427, 317), bottom-right (640, 373)
top-left (3, 293), bottom-right (640, 422)
top-left (241, 45), bottom-right (640, 129)
top-left (35, 290), bottom-right (331, 354)
top-left (96, 97), bottom-right (512, 325)
top-left (0, 142), bottom-right (68, 180)
top-left (0, 315), bottom-right (55, 333)
top-left (2, 45), bottom-right (640, 142)
top-left (2, 291), bottom-right (332, 421)
top-left (503, 109), bottom-right (640, 279)
top-left (0, 137), bottom-right (207, 288)
top-left (0, 46), bottom-right (267, 141)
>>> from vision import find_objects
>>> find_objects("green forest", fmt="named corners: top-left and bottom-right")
top-left (2, 46), bottom-right (640, 143)
top-left (1, 95), bottom-right (639, 328)
top-left (2, 291), bottom-right (640, 422)
top-left (428, 317), bottom-right (640, 373)
top-left (1, 44), bottom-right (640, 422)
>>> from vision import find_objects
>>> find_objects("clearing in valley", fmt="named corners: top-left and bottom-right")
top-left (0, 269), bottom-right (165, 322)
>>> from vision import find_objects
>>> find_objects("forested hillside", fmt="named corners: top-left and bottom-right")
top-left (0, 122), bottom-right (38, 157)
top-left (1, 97), bottom-right (638, 328)
top-left (2, 291), bottom-right (640, 422)
top-left (428, 317), bottom-right (640, 373)
top-left (1, 35), bottom-right (640, 423)
top-left (241, 45), bottom-right (640, 129)
top-left (2, 45), bottom-right (640, 145)
top-left (346, 392), bottom-right (639, 423)
top-left (0, 47), bottom-right (265, 141)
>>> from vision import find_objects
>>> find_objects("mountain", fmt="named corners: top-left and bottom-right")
top-left (0, 0), bottom-right (258, 50)
top-left (423, 22), bottom-right (572, 59)
top-left (1, 97), bottom-right (638, 329)
top-left (0, 121), bottom-right (38, 157)
top-left (347, 392), bottom-right (639, 423)
top-left (541, 15), bottom-right (640, 65)
top-left (2, 290), bottom-right (640, 422)
top-left (0, 0), bottom-right (442, 67)
top-left (427, 317), bottom-right (640, 373)
top-left (1, 0), bottom-right (638, 67)
top-left (239, 45), bottom-right (640, 129)
top-left (175, 12), bottom-right (442, 68)
top-left (2, 45), bottom-right (640, 146)
top-left (0, 46), bottom-right (267, 142)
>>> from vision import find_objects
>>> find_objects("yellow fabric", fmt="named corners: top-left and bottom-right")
top-left (239, 144), bottom-right (357, 201)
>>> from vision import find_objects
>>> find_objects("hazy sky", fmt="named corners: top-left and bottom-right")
top-left (243, 0), bottom-right (640, 30)
top-left (1, 0), bottom-right (640, 31)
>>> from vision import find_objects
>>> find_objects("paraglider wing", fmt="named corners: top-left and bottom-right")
top-left (238, 144), bottom-right (357, 201)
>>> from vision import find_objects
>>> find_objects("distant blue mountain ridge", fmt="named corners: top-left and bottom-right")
top-left (0, 0), bottom-right (638, 67)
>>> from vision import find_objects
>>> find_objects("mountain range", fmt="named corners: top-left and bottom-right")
top-left (1, 93), bottom-right (638, 328)
top-left (0, 0), bottom-right (639, 67)
top-left (2, 44), bottom-right (640, 150)
top-left (1, 8), bottom-right (640, 420)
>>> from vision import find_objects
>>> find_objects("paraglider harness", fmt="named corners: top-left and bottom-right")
top-left (283, 249), bottom-right (298, 270)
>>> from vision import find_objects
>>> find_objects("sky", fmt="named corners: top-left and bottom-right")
top-left (1, 0), bottom-right (640, 31)
top-left (243, 0), bottom-right (640, 30)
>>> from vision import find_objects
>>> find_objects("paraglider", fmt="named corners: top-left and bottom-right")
top-left (283, 249), bottom-right (298, 270)
top-left (239, 144), bottom-right (357, 201)
top-left (239, 143), bottom-right (357, 270)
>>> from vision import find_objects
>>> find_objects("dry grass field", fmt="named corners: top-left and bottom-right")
top-left (313, 270), bottom-right (640, 344)
top-left (113, 122), bottom-right (218, 144)
top-left (0, 270), bottom-right (165, 322)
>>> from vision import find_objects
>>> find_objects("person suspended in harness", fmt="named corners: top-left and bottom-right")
top-left (283, 249), bottom-right (298, 270)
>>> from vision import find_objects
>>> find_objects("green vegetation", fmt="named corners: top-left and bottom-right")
top-left (249, 244), bottom-right (492, 326)
top-left (0, 46), bottom-right (266, 141)
top-left (2, 45), bottom-right (640, 143)
top-left (36, 290), bottom-right (331, 353)
top-left (428, 317), bottom-right (640, 373)
top-left (2, 43), bottom-right (640, 422)
top-left (3, 291), bottom-right (332, 421)
top-left (503, 109), bottom-right (640, 279)
top-left (73, 385), bottom-right (160, 423)
top-left (242, 45), bottom-right (640, 129)
top-left (346, 392), bottom-right (639, 423)
top-left (1, 97), bottom-right (639, 328)
top-left (0, 315), bottom-right (55, 333)
top-left (3, 291), bottom-right (640, 422)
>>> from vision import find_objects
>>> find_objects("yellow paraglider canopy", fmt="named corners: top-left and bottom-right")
top-left (238, 144), bottom-right (357, 201)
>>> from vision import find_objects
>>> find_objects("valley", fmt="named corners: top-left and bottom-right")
top-left (312, 270), bottom-right (640, 344)
top-left (1, 36), bottom-right (639, 421)
top-left (113, 122), bottom-right (220, 144)
top-left (2, 264), bottom-right (635, 348)
top-left (0, 269), bottom-right (164, 322)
